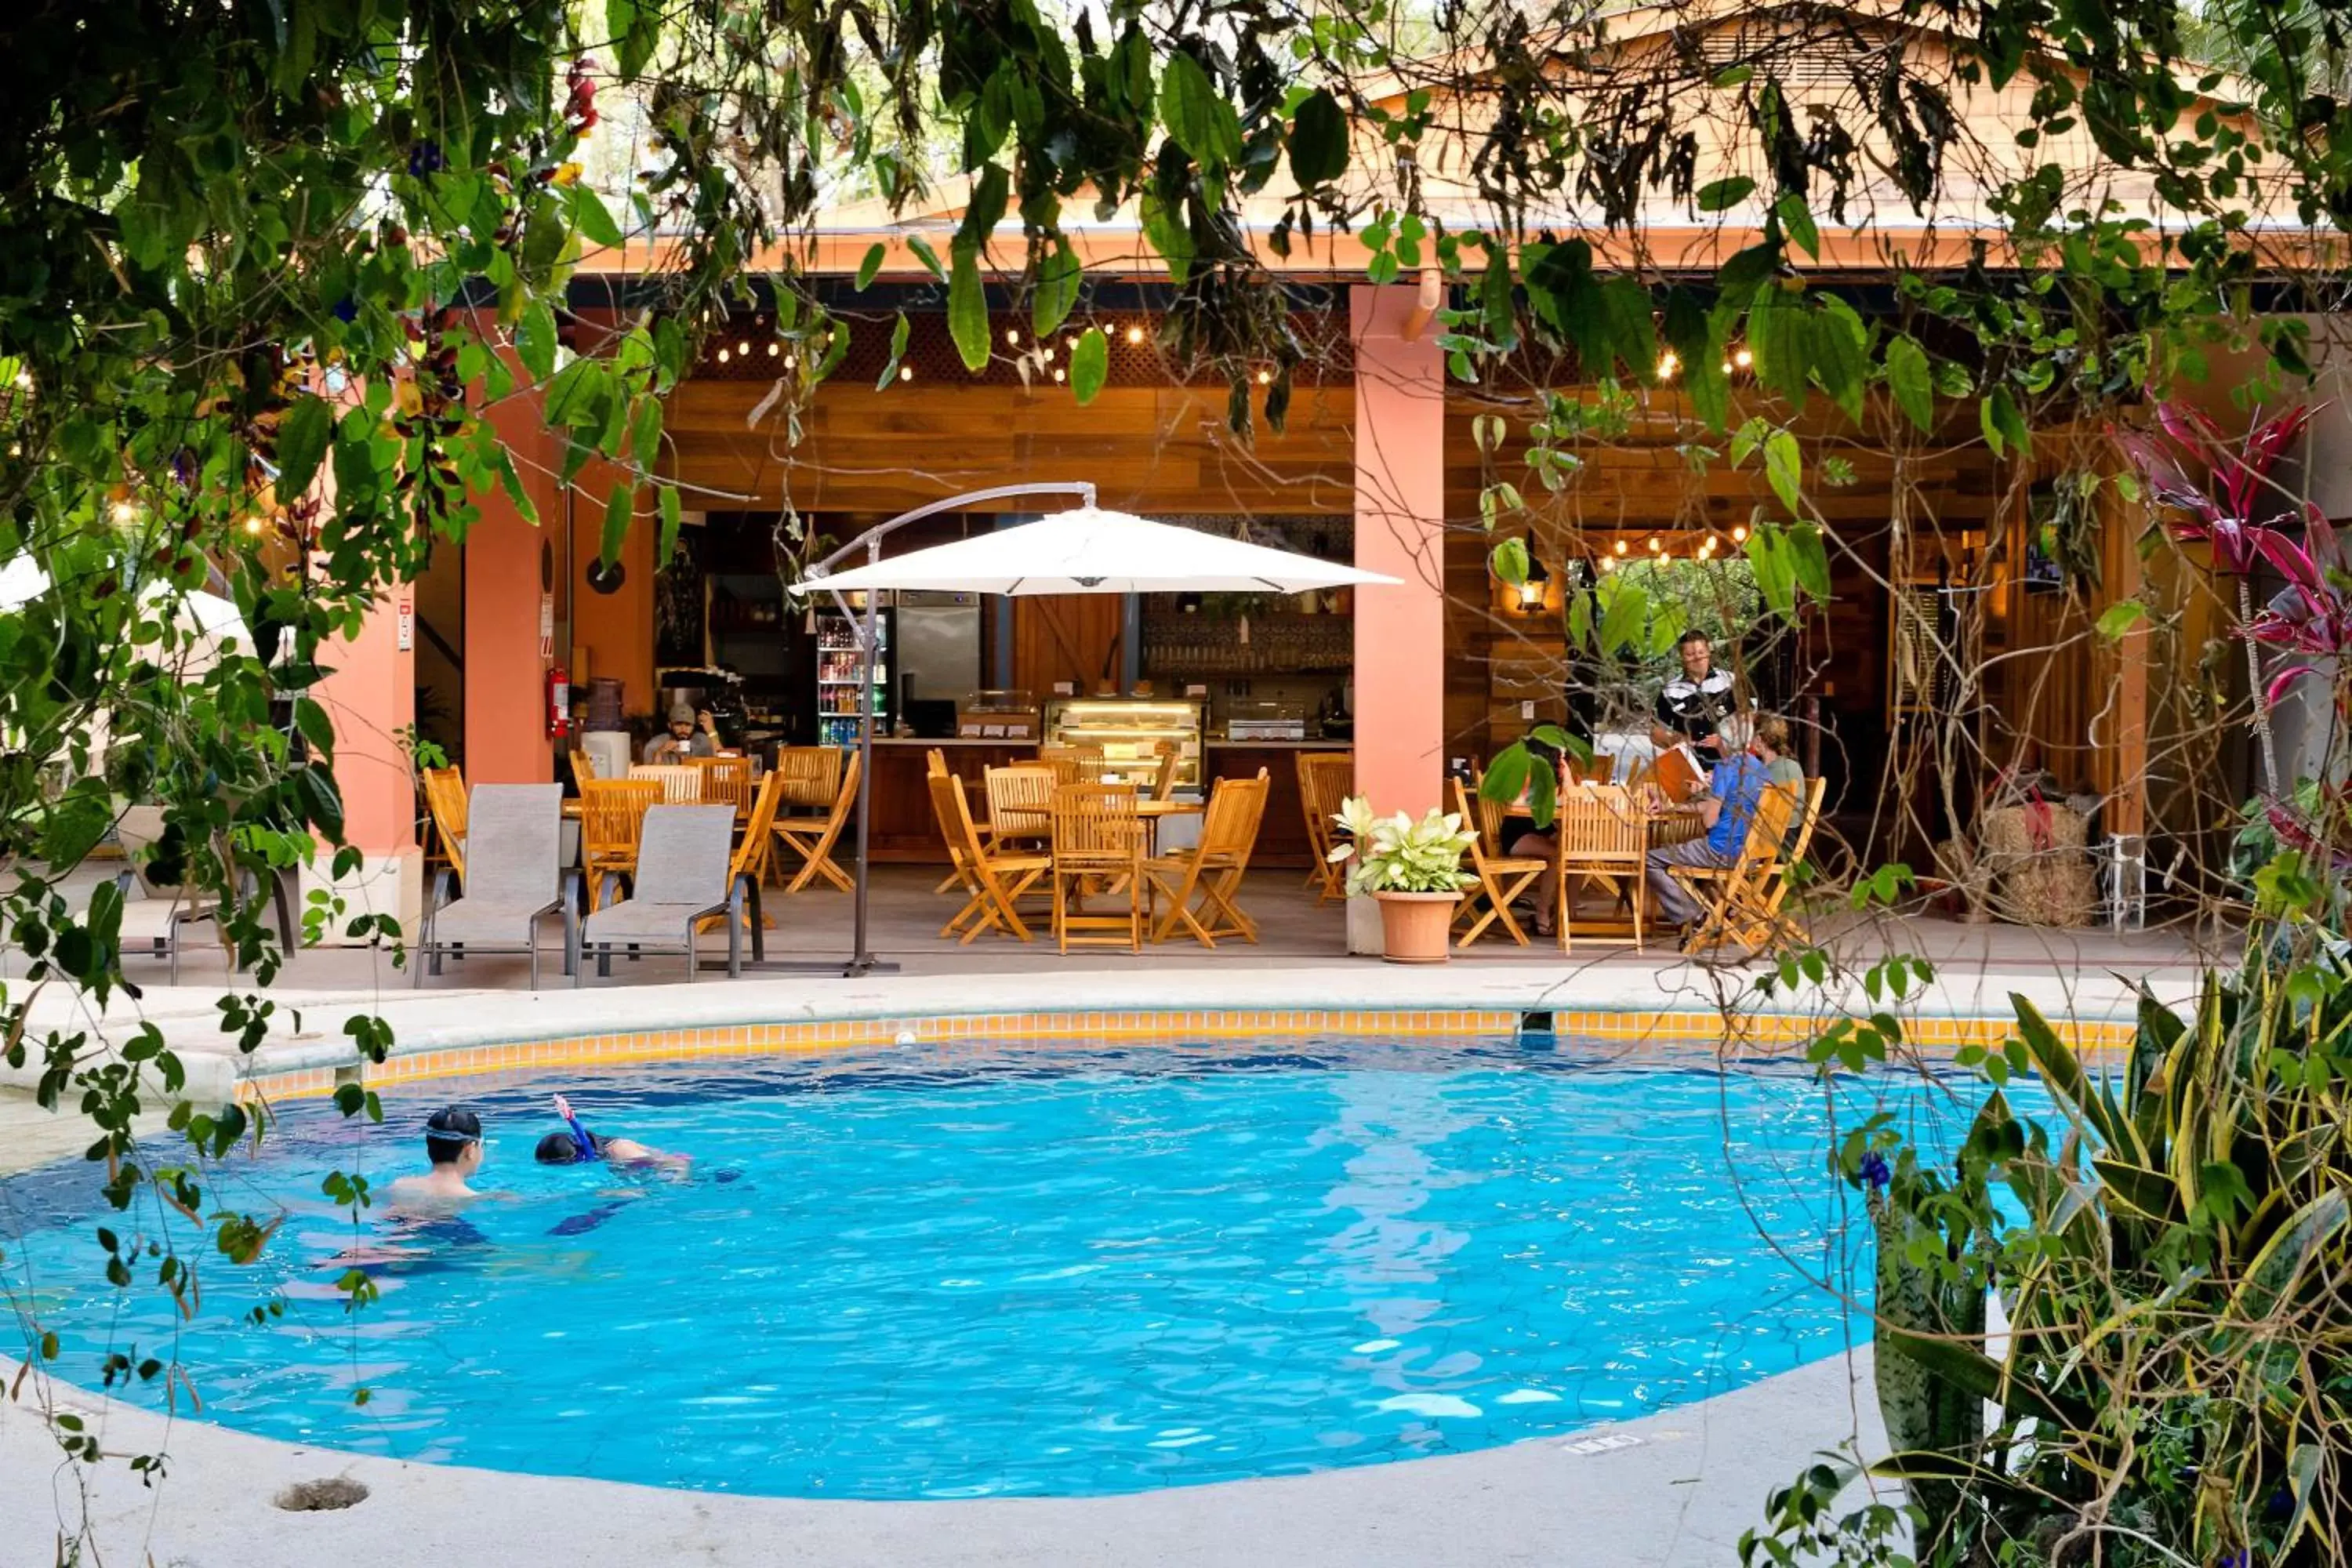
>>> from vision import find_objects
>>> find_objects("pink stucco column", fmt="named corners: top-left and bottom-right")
top-left (306, 588), bottom-right (421, 942)
top-left (466, 383), bottom-right (558, 783)
top-left (1351, 285), bottom-right (1447, 818)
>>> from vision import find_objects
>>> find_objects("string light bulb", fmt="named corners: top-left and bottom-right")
top-left (1655, 351), bottom-right (1679, 379)
top-left (898, 365), bottom-right (914, 382)
top-left (767, 342), bottom-right (780, 358)
top-left (717, 347), bottom-right (731, 364)
top-left (1052, 366), bottom-right (1065, 383)
top-left (1646, 535), bottom-right (1662, 553)
top-left (1255, 368), bottom-right (1272, 385)
top-left (1612, 539), bottom-right (1628, 556)
top-left (736, 339), bottom-right (750, 356)
top-left (1125, 324), bottom-right (1145, 345)
top-left (1006, 328), bottom-right (1022, 346)
top-left (110, 499), bottom-right (137, 524)
top-left (1732, 524), bottom-right (1749, 543)
top-left (245, 516), bottom-right (266, 536)
top-left (1733, 347), bottom-right (1753, 368)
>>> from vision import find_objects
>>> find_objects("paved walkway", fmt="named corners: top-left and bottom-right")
top-left (0, 1343), bottom-right (1888, 1568)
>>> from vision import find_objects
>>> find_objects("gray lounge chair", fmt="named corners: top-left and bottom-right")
top-left (112, 806), bottom-right (220, 984)
top-left (575, 804), bottom-right (740, 984)
top-left (412, 785), bottom-right (571, 990)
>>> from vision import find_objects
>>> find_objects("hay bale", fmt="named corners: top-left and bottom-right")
top-left (1975, 803), bottom-right (2095, 927)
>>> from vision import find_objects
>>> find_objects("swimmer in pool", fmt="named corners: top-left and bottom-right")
top-left (383, 1106), bottom-right (488, 1206)
top-left (535, 1094), bottom-right (688, 1171)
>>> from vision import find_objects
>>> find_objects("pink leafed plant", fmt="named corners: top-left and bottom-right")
top-left (2108, 401), bottom-right (2326, 795)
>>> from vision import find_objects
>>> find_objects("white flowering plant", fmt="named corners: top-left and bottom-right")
top-left (1327, 795), bottom-right (1478, 896)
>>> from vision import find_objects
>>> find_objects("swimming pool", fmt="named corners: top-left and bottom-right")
top-left (2, 1039), bottom-right (2007, 1499)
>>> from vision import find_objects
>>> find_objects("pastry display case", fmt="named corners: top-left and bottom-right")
top-left (1046, 698), bottom-right (1206, 789)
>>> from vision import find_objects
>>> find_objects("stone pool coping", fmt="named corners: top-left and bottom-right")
top-left (1, 959), bottom-right (2156, 1106)
top-left (0, 1343), bottom-right (1889, 1568)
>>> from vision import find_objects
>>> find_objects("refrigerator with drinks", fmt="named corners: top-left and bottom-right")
top-left (813, 597), bottom-right (893, 749)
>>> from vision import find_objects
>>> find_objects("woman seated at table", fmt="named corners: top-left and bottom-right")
top-left (1643, 715), bottom-right (1784, 928)
top-left (641, 701), bottom-right (720, 763)
top-left (1491, 738), bottom-right (1568, 938)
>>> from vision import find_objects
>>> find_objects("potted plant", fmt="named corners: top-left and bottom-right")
top-left (1327, 795), bottom-right (1478, 963)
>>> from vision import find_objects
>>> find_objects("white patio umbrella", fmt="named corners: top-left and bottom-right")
top-left (0, 557), bottom-right (255, 675)
top-left (780, 495), bottom-right (1398, 976)
top-left (804, 506), bottom-right (1399, 596)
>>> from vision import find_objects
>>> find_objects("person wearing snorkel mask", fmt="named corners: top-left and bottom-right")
top-left (534, 1094), bottom-right (687, 1171)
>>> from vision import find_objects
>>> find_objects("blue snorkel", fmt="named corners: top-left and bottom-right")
top-left (562, 1110), bottom-right (599, 1163)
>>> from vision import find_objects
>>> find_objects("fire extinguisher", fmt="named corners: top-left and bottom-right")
top-left (546, 665), bottom-right (571, 738)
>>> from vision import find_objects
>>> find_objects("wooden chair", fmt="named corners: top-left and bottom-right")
top-left (1147, 743), bottom-right (1181, 802)
top-left (1296, 751), bottom-right (1353, 902)
top-left (771, 749), bottom-right (862, 893)
top-left (579, 779), bottom-right (662, 912)
top-left (1555, 782), bottom-right (1650, 953)
top-left (629, 763), bottom-right (703, 804)
top-left (772, 746), bottom-right (844, 811)
top-left (926, 771), bottom-right (1050, 943)
top-left (1146, 769), bottom-right (1269, 946)
top-left (1050, 782), bottom-right (1147, 953)
top-left (1752, 777), bottom-right (1829, 938)
top-left (1039, 745), bottom-right (1105, 786)
top-left (1566, 751), bottom-right (1616, 785)
top-left (983, 763), bottom-right (1056, 849)
top-left (692, 757), bottom-right (753, 817)
top-left (421, 764), bottom-right (469, 906)
top-left (695, 771), bottom-right (783, 956)
top-left (568, 749), bottom-right (597, 784)
top-left (1451, 779), bottom-right (1549, 948)
top-left (1670, 782), bottom-right (1802, 954)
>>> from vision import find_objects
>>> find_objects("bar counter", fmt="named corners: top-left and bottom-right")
top-left (862, 735), bottom-right (1349, 866)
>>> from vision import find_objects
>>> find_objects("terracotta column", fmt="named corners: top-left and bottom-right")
top-left (305, 590), bottom-right (420, 943)
top-left (1348, 285), bottom-right (1448, 950)
top-left (465, 385), bottom-right (560, 782)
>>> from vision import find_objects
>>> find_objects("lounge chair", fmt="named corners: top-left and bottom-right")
top-left (412, 785), bottom-right (571, 990)
top-left (575, 804), bottom-right (742, 983)
top-left (112, 806), bottom-right (220, 983)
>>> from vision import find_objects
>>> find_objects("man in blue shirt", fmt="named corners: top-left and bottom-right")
top-left (1644, 736), bottom-right (1770, 927)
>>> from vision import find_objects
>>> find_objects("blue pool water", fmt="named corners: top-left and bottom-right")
top-left (2, 1040), bottom-right (2011, 1498)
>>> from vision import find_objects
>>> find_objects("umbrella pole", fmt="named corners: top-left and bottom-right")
top-left (848, 538), bottom-right (882, 976)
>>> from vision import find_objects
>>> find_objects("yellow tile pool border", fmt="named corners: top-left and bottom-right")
top-left (234, 1007), bottom-right (2134, 1103)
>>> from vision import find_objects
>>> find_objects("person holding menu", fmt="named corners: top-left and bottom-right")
top-left (1650, 630), bottom-right (1742, 768)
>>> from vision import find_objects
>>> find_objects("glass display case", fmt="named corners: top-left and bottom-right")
top-left (956, 688), bottom-right (1041, 741)
top-left (1047, 698), bottom-right (1206, 789)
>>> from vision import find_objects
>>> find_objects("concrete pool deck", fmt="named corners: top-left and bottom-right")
top-left (0, 1342), bottom-right (1889, 1568)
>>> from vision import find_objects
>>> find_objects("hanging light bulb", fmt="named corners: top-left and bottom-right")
top-left (1125, 323), bottom-right (1145, 345)
top-left (1255, 368), bottom-right (1272, 385)
top-left (1655, 350), bottom-right (1679, 379)
top-left (736, 339), bottom-right (750, 356)
top-left (1006, 328), bottom-right (1022, 347)
top-left (1646, 535), bottom-right (1662, 553)
top-left (783, 354), bottom-right (797, 370)
top-left (245, 515), bottom-right (267, 536)
top-left (1052, 366), bottom-right (1066, 383)
top-left (898, 364), bottom-right (914, 382)
top-left (767, 342), bottom-right (780, 358)
top-left (1732, 524), bottom-right (1749, 543)
top-left (717, 347), bottom-right (731, 364)
top-left (1612, 539), bottom-right (1628, 556)
top-left (1721, 361), bottom-right (1734, 375)
top-left (110, 499), bottom-right (138, 524)
top-left (1597, 556), bottom-right (1615, 574)
top-left (1733, 347), bottom-right (1753, 368)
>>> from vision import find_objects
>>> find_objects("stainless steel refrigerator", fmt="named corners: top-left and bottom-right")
top-left (895, 590), bottom-right (984, 735)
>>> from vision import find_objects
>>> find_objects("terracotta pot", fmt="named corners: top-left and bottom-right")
top-left (1374, 890), bottom-right (1461, 964)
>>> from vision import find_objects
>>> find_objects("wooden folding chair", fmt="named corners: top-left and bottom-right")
top-left (1146, 769), bottom-right (1269, 946)
top-left (1566, 751), bottom-right (1616, 785)
top-left (579, 779), bottom-right (662, 912)
top-left (1752, 778), bottom-right (1828, 936)
top-left (772, 746), bottom-right (844, 811)
top-left (695, 771), bottom-right (782, 956)
top-left (1050, 782), bottom-right (1147, 953)
top-left (568, 749), bottom-right (597, 784)
top-left (926, 771), bottom-right (1049, 942)
top-left (421, 764), bottom-right (469, 907)
top-left (1296, 751), bottom-right (1353, 902)
top-left (1040, 745), bottom-right (1105, 786)
top-left (629, 763), bottom-right (703, 804)
top-left (983, 763), bottom-right (1056, 850)
top-left (1555, 782), bottom-right (1649, 953)
top-left (1147, 743), bottom-right (1181, 802)
top-left (691, 757), bottom-right (753, 817)
top-left (771, 749), bottom-right (862, 893)
top-left (1671, 782), bottom-right (1801, 953)
top-left (1451, 779), bottom-right (1549, 948)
